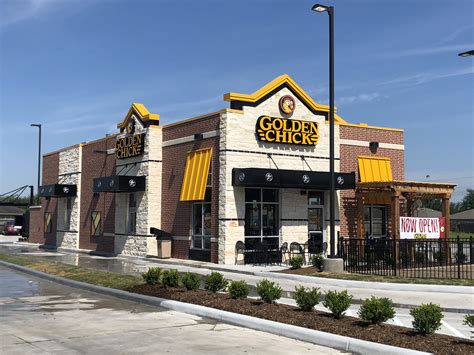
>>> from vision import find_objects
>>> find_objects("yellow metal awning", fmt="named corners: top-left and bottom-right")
top-left (357, 156), bottom-right (393, 182)
top-left (180, 148), bottom-right (213, 201)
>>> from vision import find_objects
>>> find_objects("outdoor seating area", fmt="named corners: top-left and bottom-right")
top-left (236, 240), bottom-right (328, 266)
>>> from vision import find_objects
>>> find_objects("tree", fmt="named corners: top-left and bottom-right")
top-left (460, 189), bottom-right (474, 212)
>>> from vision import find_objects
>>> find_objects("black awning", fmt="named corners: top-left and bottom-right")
top-left (93, 175), bottom-right (146, 193)
top-left (38, 184), bottom-right (77, 198)
top-left (232, 168), bottom-right (355, 190)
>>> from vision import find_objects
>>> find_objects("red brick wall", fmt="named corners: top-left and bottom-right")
top-left (162, 114), bottom-right (220, 262)
top-left (79, 136), bottom-right (116, 253)
top-left (28, 153), bottom-right (59, 246)
top-left (339, 126), bottom-right (404, 238)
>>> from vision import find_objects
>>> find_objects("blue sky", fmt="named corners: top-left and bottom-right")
top-left (1, 0), bottom-right (473, 201)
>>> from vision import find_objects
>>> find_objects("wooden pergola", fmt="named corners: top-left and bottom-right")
top-left (356, 181), bottom-right (456, 239)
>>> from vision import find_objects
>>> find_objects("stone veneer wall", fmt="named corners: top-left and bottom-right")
top-left (339, 125), bottom-right (404, 238)
top-left (114, 120), bottom-right (162, 257)
top-left (56, 146), bottom-right (82, 249)
top-left (219, 87), bottom-right (341, 264)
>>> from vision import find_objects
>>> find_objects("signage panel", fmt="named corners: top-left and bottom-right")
top-left (115, 133), bottom-right (145, 159)
top-left (256, 116), bottom-right (319, 145)
top-left (399, 217), bottom-right (445, 239)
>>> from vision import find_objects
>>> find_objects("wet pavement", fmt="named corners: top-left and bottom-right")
top-left (0, 266), bottom-right (342, 354)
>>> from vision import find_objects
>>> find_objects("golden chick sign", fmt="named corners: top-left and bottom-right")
top-left (115, 133), bottom-right (145, 159)
top-left (256, 116), bottom-right (319, 145)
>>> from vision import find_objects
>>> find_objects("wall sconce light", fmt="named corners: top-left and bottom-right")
top-left (194, 133), bottom-right (203, 140)
top-left (369, 142), bottom-right (379, 149)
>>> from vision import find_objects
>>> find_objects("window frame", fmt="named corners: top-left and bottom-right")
top-left (127, 193), bottom-right (137, 234)
top-left (91, 211), bottom-right (102, 236)
top-left (191, 191), bottom-right (211, 250)
top-left (44, 212), bottom-right (52, 233)
top-left (64, 197), bottom-right (72, 230)
top-left (364, 205), bottom-right (387, 238)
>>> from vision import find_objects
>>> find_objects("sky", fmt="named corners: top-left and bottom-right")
top-left (0, 0), bottom-right (473, 201)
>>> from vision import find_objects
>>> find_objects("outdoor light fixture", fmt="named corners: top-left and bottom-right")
top-left (30, 123), bottom-right (42, 204)
top-left (312, 3), bottom-right (336, 258)
top-left (458, 50), bottom-right (474, 57)
top-left (312, 4), bottom-right (330, 12)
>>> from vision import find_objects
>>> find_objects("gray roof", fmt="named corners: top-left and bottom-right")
top-left (450, 209), bottom-right (474, 220)
top-left (414, 208), bottom-right (442, 218)
top-left (0, 206), bottom-right (25, 216)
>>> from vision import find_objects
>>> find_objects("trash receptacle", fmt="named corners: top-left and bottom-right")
top-left (150, 227), bottom-right (172, 259)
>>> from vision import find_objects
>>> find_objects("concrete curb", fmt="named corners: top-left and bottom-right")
top-left (0, 260), bottom-right (428, 355)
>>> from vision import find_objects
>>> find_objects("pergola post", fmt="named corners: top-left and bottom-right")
top-left (356, 192), bottom-right (365, 239)
top-left (391, 191), bottom-right (400, 239)
top-left (442, 194), bottom-right (451, 239)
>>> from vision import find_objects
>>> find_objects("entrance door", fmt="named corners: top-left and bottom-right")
top-left (308, 206), bottom-right (324, 253)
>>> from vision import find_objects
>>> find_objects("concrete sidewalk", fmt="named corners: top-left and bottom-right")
top-left (3, 242), bottom-right (474, 312)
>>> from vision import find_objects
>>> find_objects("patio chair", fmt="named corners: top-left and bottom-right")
top-left (235, 240), bottom-right (245, 265)
top-left (280, 242), bottom-right (290, 265)
top-left (290, 242), bottom-right (304, 259)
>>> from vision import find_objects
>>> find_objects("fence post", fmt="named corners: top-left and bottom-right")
top-left (457, 235), bottom-right (461, 279)
top-left (392, 237), bottom-right (397, 277)
top-left (470, 236), bottom-right (473, 265)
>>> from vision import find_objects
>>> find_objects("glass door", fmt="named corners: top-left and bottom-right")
top-left (308, 191), bottom-right (324, 253)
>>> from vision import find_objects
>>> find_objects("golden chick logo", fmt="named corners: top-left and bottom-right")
top-left (279, 95), bottom-right (295, 114)
top-left (256, 116), bottom-right (319, 146)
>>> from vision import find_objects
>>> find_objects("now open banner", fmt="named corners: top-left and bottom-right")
top-left (400, 217), bottom-right (445, 239)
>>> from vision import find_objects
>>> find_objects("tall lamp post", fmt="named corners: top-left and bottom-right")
top-left (312, 3), bottom-right (336, 258)
top-left (30, 124), bottom-right (42, 204)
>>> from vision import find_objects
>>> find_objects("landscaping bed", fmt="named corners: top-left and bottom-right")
top-left (276, 266), bottom-right (474, 286)
top-left (128, 283), bottom-right (473, 354)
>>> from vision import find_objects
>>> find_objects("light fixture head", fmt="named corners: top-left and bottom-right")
top-left (312, 4), bottom-right (330, 12)
top-left (458, 50), bottom-right (474, 57)
top-left (30, 123), bottom-right (41, 127)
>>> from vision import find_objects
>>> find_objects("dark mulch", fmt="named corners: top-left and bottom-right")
top-left (277, 266), bottom-right (322, 275)
top-left (127, 284), bottom-right (473, 354)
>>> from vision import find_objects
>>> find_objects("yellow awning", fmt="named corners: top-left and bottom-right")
top-left (180, 148), bottom-right (213, 201)
top-left (357, 156), bottom-right (393, 182)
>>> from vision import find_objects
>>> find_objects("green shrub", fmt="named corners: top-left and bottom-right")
top-left (228, 280), bottom-right (250, 299)
top-left (358, 296), bottom-right (395, 325)
top-left (410, 303), bottom-right (444, 335)
top-left (323, 290), bottom-right (353, 319)
top-left (161, 269), bottom-right (180, 288)
top-left (293, 286), bottom-right (321, 311)
top-left (289, 255), bottom-right (304, 269)
top-left (204, 272), bottom-right (228, 293)
top-left (464, 314), bottom-right (474, 339)
top-left (256, 279), bottom-right (283, 303)
top-left (181, 272), bottom-right (201, 291)
top-left (310, 254), bottom-right (324, 269)
top-left (141, 267), bottom-right (162, 285)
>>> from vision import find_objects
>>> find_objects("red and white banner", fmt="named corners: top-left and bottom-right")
top-left (400, 217), bottom-right (445, 239)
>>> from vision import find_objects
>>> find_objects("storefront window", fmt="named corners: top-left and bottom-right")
top-left (308, 191), bottom-right (324, 206)
top-left (91, 211), bottom-right (102, 236)
top-left (128, 193), bottom-right (137, 234)
top-left (244, 188), bottom-right (279, 249)
top-left (192, 190), bottom-right (211, 250)
top-left (364, 205), bottom-right (387, 237)
top-left (44, 212), bottom-right (52, 233)
top-left (64, 198), bottom-right (72, 230)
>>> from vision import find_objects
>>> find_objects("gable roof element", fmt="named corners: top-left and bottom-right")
top-left (224, 74), bottom-right (347, 124)
top-left (451, 209), bottom-right (474, 220)
top-left (117, 103), bottom-right (160, 130)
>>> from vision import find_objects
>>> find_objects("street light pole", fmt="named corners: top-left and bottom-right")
top-left (312, 3), bottom-right (336, 258)
top-left (30, 124), bottom-right (42, 204)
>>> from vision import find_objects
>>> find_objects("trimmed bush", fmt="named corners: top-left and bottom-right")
top-left (293, 286), bottom-right (321, 311)
top-left (310, 254), bottom-right (324, 270)
top-left (161, 269), bottom-right (180, 288)
top-left (256, 279), bottom-right (283, 304)
top-left (181, 272), bottom-right (201, 291)
top-left (142, 267), bottom-right (162, 285)
top-left (228, 280), bottom-right (250, 299)
top-left (358, 296), bottom-right (395, 325)
top-left (289, 255), bottom-right (304, 269)
top-left (410, 303), bottom-right (444, 335)
top-left (464, 314), bottom-right (474, 339)
top-left (323, 290), bottom-right (353, 319)
top-left (204, 272), bottom-right (228, 293)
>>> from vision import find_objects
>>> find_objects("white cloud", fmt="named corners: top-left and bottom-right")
top-left (380, 67), bottom-right (473, 87)
top-left (395, 44), bottom-right (474, 57)
top-left (337, 92), bottom-right (381, 104)
top-left (0, 0), bottom-right (59, 31)
top-left (437, 25), bottom-right (473, 45)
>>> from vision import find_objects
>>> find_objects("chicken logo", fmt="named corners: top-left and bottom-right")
top-left (279, 95), bottom-right (295, 114)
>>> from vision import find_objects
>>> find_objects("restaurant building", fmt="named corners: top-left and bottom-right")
top-left (28, 74), bottom-right (453, 264)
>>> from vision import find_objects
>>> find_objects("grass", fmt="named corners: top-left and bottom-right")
top-left (297, 270), bottom-right (474, 286)
top-left (0, 252), bottom-right (144, 290)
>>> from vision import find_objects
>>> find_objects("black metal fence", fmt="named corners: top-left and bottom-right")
top-left (338, 236), bottom-right (473, 279)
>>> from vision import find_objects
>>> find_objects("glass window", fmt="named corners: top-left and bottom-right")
top-left (244, 189), bottom-right (279, 247)
top-left (192, 196), bottom-right (211, 250)
top-left (44, 212), bottom-right (52, 233)
top-left (308, 191), bottom-right (324, 206)
top-left (64, 198), bottom-right (72, 230)
top-left (128, 193), bottom-right (137, 234)
top-left (91, 211), bottom-right (102, 236)
top-left (364, 205), bottom-right (387, 237)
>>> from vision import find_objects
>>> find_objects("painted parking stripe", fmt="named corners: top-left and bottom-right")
top-left (441, 320), bottom-right (467, 339)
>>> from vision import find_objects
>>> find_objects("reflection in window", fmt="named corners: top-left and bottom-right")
top-left (91, 211), bottom-right (102, 236)
top-left (44, 212), bottom-right (52, 233)
top-left (192, 189), bottom-right (211, 250)
top-left (128, 193), bottom-right (137, 234)
top-left (364, 205), bottom-right (387, 237)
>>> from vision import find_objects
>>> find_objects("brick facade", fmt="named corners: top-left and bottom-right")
top-left (339, 125), bottom-right (404, 238)
top-left (161, 114), bottom-right (220, 262)
top-left (79, 136), bottom-right (116, 253)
